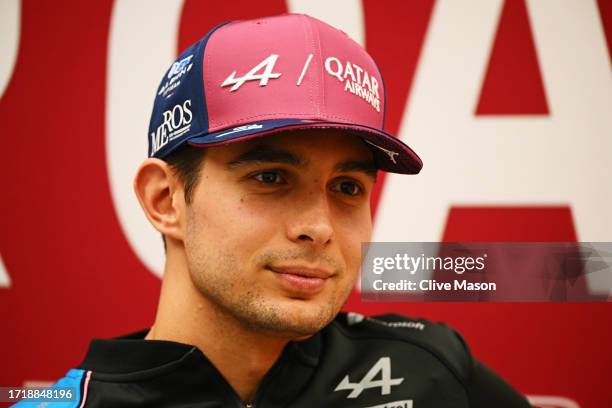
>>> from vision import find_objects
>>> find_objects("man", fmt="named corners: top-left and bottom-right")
top-left (15, 14), bottom-right (531, 407)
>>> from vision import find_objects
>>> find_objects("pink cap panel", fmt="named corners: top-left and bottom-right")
top-left (203, 15), bottom-right (322, 132)
top-left (313, 18), bottom-right (385, 129)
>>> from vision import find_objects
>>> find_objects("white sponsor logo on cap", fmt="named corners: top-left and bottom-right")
top-left (325, 57), bottom-right (381, 112)
top-left (150, 99), bottom-right (193, 155)
top-left (364, 140), bottom-right (399, 164)
top-left (215, 124), bottom-right (264, 138)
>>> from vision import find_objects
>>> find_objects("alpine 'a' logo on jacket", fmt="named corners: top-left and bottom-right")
top-left (334, 357), bottom-right (404, 399)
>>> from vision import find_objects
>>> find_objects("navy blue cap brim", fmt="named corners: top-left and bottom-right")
top-left (186, 119), bottom-right (422, 174)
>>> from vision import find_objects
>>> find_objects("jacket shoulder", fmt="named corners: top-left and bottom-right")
top-left (10, 369), bottom-right (88, 408)
top-left (331, 312), bottom-right (474, 386)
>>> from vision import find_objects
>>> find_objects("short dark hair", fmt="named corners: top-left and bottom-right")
top-left (164, 145), bottom-right (206, 205)
top-left (160, 145), bottom-right (206, 249)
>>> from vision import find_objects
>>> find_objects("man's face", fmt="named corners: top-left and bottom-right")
top-left (182, 129), bottom-right (375, 338)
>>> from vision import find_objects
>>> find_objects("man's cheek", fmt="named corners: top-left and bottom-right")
top-left (344, 232), bottom-right (369, 285)
top-left (342, 224), bottom-right (370, 258)
top-left (340, 243), bottom-right (361, 285)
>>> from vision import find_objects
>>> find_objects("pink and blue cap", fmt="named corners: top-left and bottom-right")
top-left (148, 13), bottom-right (422, 174)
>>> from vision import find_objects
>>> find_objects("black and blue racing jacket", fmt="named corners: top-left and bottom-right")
top-left (13, 312), bottom-right (531, 407)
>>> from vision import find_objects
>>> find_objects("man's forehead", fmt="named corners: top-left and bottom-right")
top-left (218, 130), bottom-right (377, 178)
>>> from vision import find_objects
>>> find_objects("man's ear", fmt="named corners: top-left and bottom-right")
top-left (134, 158), bottom-right (185, 242)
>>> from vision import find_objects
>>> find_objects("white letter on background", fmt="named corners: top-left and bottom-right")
top-left (107, 0), bottom-right (185, 278)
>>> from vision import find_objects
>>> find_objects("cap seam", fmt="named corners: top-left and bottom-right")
top-left (298, 15), bottom-right (316, 117)
top-left (204, 22), bottom-right (235, 129)
top-left (204, 25), bottom-right (217, 128)
top-left (309, 16), bottom-right (325, 117)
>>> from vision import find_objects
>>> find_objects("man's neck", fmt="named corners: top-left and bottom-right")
top-left (145, 252), bottom-right (289, 403)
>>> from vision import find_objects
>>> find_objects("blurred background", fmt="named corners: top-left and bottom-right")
top-left (1, 1), bottom-right (611, 407)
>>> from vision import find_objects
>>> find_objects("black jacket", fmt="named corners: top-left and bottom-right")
top-left (14, 313), bottom-right (531, 407)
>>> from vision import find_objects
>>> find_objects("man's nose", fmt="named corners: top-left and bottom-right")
top-left (286, 188), bottom-right (334, 248)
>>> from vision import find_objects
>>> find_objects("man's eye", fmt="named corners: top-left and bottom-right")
top-left (253, 171), bottom-right (284, 184)
top-left (332, 180), bottom-right (362, 196)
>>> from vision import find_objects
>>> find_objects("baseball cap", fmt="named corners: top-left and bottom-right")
top-left (148, 13), bottom-right (422, 174)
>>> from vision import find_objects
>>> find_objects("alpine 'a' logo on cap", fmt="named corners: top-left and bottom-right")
top-left (221, 54), bottom-right (282, 91)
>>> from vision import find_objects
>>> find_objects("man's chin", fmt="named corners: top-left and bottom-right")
top-left (236, 297), bottom-right (339, 338)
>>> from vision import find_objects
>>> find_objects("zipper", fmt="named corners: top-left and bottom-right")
top-left (248, 343), bottom-right (293, 408)
top-left (227, 343), bottom-right (294, 407)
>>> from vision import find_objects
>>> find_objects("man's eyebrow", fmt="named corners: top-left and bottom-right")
top-left (226, 145), bottom-right (377, 180)
top-left (226, 145), bottom-right (306, 169)
top-left (335, 160), bottom-right (378, 181)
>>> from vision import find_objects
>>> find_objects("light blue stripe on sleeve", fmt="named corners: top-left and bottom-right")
top-left (11, 368), bottom-right (85, 408)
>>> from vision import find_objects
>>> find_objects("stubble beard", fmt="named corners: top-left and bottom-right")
top-left (185, 242), bottom-right (352, 338)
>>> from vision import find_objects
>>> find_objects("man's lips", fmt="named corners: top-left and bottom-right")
top-left (267, 265), bottom-right (334, 279)
top-left (267, 265), bottom-right (334, 294)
